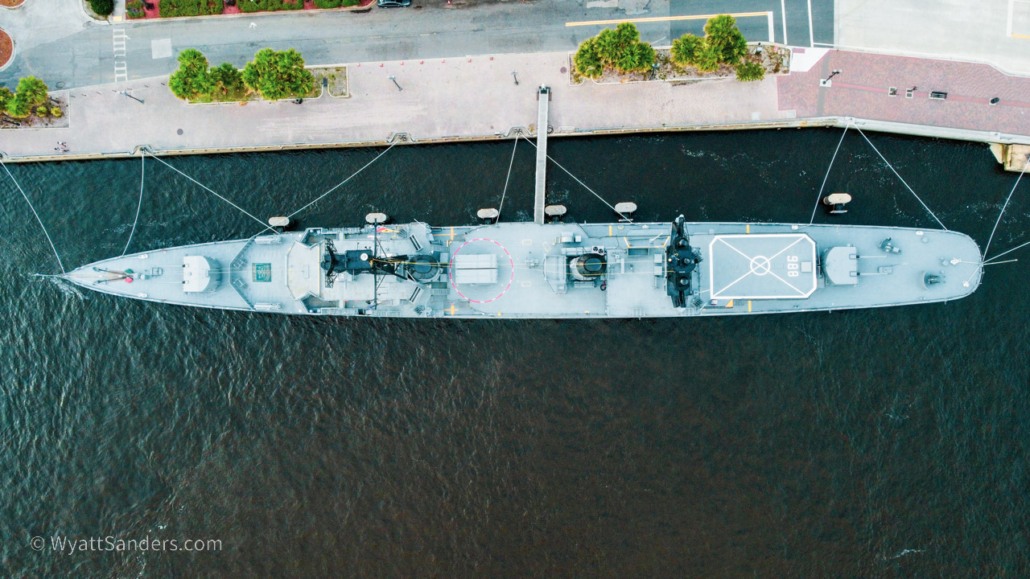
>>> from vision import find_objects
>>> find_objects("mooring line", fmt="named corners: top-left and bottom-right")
top-left (519, 134), bottom-right (631, 222)
top-left (856, 127), bottom-right (948, 230)
top-left (810, 121), bottom-right (850, 224)
top-left (143, 149), bottom-right (273, 233)
top-left (984, 238), bottom-right (1030, 263)
top-left (122, 153), bottom-right (146, 256)
top-left (287, 142), bottom-right (398, 220)
top-left (0, 160), bottom-right (66, 274)
top-left (496, 137), bottom-right (519, 221)
top-left (984, 154), bottom-right (1029, 260)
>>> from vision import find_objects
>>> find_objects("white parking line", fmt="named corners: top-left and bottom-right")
top-left (780, 0), bottom-right (788, 44)
top-left (807, 0), bottom-right (814, 46)
top-left (767, 11), bottom-right (774, 43)
top-left (1009, 0), bottom-right (1015, 36)
top-left (1009, 0), bottom-right (1030, 38)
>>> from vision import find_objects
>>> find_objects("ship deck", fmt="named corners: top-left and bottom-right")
top-left (63, 220), bottom-right (983, 319)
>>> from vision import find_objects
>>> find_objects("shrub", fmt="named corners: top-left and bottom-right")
top-left (238, 0), bottom-right (304, 12)
top-left (617, 42), bottom-right (655, 73)
top-left (169, 49), bottom-right (214, 100)
top-left (15, 76), bottom-right (49, 106)
top-left (573, 23), bottom-right (655, 77)
top-left (670, 15), bottom-right (749, 73)
top-left (36, 106), bottom-right (48, 116)
top-left (126, 0), bottom-right (146, 18)
top-left (0, 87), bottom-right (12, 111)
top-left (573, 38), bottom-right (603, 79)
top-left (6, 96), bottom-right (31, 118)
top-left (90, 0), bottom-right (114, 16)
top-left (704, 14), bottom-right (748, 65)
top-left (670, 34), bottom-right (702, 67)
top-left (693, 42), bottom-right (722, 73)
top-left (210, 62), bottom-right (245, 95)
top-left (735, 61), bottom-right (765, 82)
top-left (160, 0), bottom-right (224, 17)
top-left (314, 0), bottom-right (361, 6)
top-left (51, 106), bottom-right (64, 118)
top-left (242, 48), bottom-right (314, 100)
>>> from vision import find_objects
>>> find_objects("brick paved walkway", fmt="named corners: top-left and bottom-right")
top-left (778, 50), bottom-right (1030, 135)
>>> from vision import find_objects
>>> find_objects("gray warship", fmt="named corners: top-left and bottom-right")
top-left (64, 216), bottom-right (983, 318)
top-left (61, 89), bottom-right (983, 316)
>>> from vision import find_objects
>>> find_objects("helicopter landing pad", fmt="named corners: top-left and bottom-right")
top-left (709, 234), bottom-right (817, 300)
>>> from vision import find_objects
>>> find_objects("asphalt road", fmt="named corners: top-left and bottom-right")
top-left (666, 0), bottom-right (832, 46)
top-left (0, 0), bottom-right (833, 90)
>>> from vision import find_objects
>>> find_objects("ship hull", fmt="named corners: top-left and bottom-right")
top-left (64, 221), bottom-right (983, 319)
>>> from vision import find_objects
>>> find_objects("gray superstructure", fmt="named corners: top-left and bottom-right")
top-left (65, 216), bottom-right (983, 318)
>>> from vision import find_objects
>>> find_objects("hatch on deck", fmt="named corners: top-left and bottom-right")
top-left (709, 234), bottom-right (817, 299)
top-left (453, 253), bottom-right (498, 285)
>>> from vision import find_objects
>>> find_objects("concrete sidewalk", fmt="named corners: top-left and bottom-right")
top-left (0, 51), bottom-right (791, 162)
top-left (5, 48), bottom-right (1030, 164)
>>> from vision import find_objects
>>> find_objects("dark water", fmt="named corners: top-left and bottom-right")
top-left (1, 131), bottom-right (1028, 578)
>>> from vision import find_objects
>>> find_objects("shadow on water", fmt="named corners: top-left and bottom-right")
top-left (0, 130), bottom-right (1028, 578)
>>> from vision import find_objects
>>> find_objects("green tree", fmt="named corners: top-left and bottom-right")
top-left (735, 61), bottom-right (765, 82)
top-left (168, 49), bottom-right (214, 101)
top-left (0, 87), bottom-right (13, 111)
top-left (594, 23), bottom-right (639, 67)
top-left (15, 76), bottom-right (49, 107)
top-left (670, 34), bottom-right (703, 67)
top-left (242, 48), bottom-right (314, 101)
top-left (616, 42), bottom-right (655, 73)
top-left (694, 42), bottom-right (722, 73)
top-left (704, 14), bottom-right (748, 65)
top-left (573, 23), bottom-right (654, 77)
top-left (573, 38), bottom-right (604, 79)
top-left (210, 62), bottom-right (245, 95)
top-left (6, 95), bottom-right (32, 118)
top-left (90, 0), bottom-right (114, 16)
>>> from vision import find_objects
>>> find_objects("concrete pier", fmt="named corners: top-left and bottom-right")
top-left (534, 86), bottom-right (549, 225)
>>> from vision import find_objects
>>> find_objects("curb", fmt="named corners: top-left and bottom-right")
top-left (0, 27), bottom-right (16, 73)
